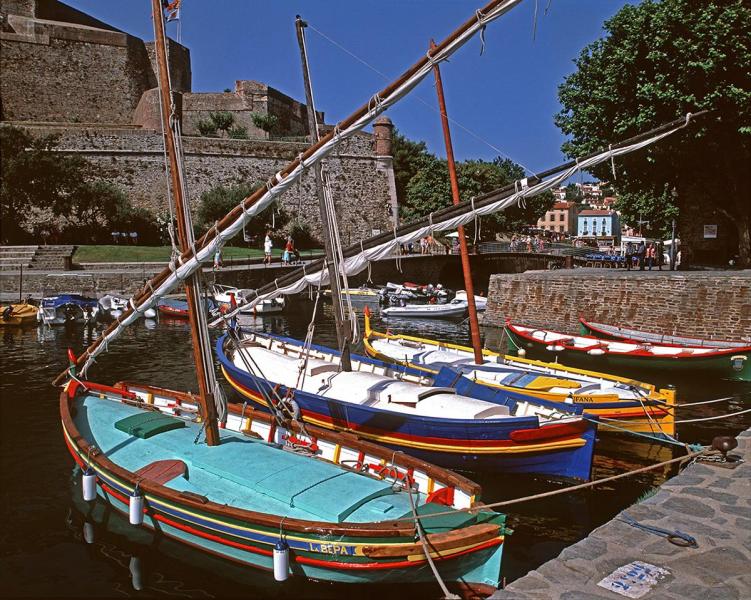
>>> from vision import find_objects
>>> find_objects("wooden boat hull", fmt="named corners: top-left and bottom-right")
top-left (579, 318), bottom-right (751, 349)
top-left (362, 315), bottom-right (675, 437)
top-left (0, 302), bottom-right (37, 326)
top-left (61, 380), bottom-right (506, 591)
top-left (217, 335), bottom-right (597, 481)
top-left (507, 324), bottom-right (751, 383)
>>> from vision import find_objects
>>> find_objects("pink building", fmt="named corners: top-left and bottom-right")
top-left (537, 201), bottom-right (578, 235)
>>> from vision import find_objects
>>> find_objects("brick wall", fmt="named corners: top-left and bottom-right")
top-left (482, 269), bottom-right (751, 340)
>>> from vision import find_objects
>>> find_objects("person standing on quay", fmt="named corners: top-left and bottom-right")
top-left (263, 230), bottom-right (273, 266)
top-left (625, 241), bottom-right (634, 271)
top-left (645, 243), bottom-right (656, 271)
top-left (637, 240), bottom-right (646, 271)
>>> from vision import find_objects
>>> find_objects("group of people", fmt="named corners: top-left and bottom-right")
top-left (624, 240), bottom-right (663, 271)
top-left (399, 236), bottom-right (442, 255)
top-left (510, 234), bottom-right (545, 253)
top-left (264, 230), bottom-right (300, 266)
top-left (111, 231), bottom-right (139, 244)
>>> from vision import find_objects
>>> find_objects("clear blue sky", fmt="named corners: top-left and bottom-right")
top-left (68, 0), bottom-right (631, 174)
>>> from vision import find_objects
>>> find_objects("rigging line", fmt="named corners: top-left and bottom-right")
top-left (306, 22), bottom-right (535, 175)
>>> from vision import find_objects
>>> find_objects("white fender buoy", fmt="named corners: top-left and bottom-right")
top-left (587, 348), bottom-right (606, 356)
top-left (517, 348), bottom-right (526, 358)
top-left (129, 556), bottom-right (144, 591)
top-left (273, 539), bottom-right (290, 582)
top-left (129, 488), bottom-right (144, 525)
top-left (144, 308), bottom-right (157, 319)
top-left (82, 468), bottom-right (97, 501)
top-left (83, 521), bottom-right (95, 544)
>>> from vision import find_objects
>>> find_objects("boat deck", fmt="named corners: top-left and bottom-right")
top-left (234, 339), bottom-right (512, 420)
top-left (369, 337), bottom-right (639, 398)
top-left (75, 394), bottom-right (427, 524)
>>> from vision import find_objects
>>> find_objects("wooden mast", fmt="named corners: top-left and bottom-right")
top-left (295, 15), bottom-right (352, 371)
top-left (151, 0), bottom-right (220, 445)
top-left (429, 39), bottom-right (484, 364)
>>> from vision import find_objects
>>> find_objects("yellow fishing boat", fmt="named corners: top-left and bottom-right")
top-left (0, 302), bottom-right (38, 327)
top-left (363, 310), bottom-right (676, 437)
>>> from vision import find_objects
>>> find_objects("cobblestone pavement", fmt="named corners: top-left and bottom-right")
top-left (491, 429), bottom-right (751, 599)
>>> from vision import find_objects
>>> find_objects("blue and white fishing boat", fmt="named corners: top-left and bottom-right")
top-left (216, 329), bottom-right (598, 481)
top-left (37, 294), bottom-right (99, 325)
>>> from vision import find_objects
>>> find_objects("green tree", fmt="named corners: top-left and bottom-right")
top-left (196, 182), bottom-right (285, 243)
top-left (1, 125), bottom-right (158, 243)
top-left (391, 129), bottom-right (433, 205)
top-left (556, 0), bottom-right (751, 265)
top-left (209, 111), bottom-right (235, 134)
top-left (251, 112), bottom-right (279, 134)
top-left (614, 186), bottom-right (679, 238)
top-left (564, 183), bottom-right (582, 202)
top-left (1, 126), bottom-right (86, 241)
top-left (400, 152), bottom-right (552, 238)
top-left (228, 125), bottom-right (248, 139)
top-left (196, 118), bottom-right (218, 137)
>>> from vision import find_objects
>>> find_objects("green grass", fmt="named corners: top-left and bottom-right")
top-left (74, 245), bottom-right (321, 263)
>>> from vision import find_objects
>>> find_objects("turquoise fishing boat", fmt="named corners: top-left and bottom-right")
top-left (62, 378), bottom-right (507, 593)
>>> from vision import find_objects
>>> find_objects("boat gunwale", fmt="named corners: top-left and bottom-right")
top-left (60, 381), bottom-right (499, 543)
top-left (579, 317), bottom-right (751, 350)
top-left (119, 380), bottom-right (486, 496)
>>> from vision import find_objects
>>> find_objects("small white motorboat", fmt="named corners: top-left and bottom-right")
top-left (210, 284), bottom-right (285, 315)
top-left (98, 294), bottom-right (129, 320)
top-left (454, 290), bottom-right (488, 312)
top-left (382, 298), bottom-right (468, 319)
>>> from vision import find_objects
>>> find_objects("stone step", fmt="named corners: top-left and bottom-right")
top-left (0, 251), bottom-right (37, 259)
top-left (0, 256), bottom-right (33, 262)
top-left (0, 265), bottom-right (29, 272)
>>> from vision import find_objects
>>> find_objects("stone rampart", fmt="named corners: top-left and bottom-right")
top-left (16, 124), bottom-right (396, 244)
top-left (482, 269), bottom-right (751, 340)
top-left (0, 0), bottom-right (190, 124)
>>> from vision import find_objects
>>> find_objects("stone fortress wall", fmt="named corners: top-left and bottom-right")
top-left (0, 0), bottom-right (398, 243)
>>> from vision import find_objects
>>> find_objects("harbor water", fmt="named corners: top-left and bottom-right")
top-left (1, 297), bottom-right (749, 598)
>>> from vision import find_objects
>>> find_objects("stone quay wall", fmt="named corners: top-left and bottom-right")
top-left (491, 428), bottom-right (751, 599)
top-left (19, 124), bottom-right (397, 246)
top-left (482, 269), bottom-right (751, 340)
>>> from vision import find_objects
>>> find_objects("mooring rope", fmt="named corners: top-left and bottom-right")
top-left (672, 408), bottom-right (751, 424)
top-left (392, 447), bottom-right (707, 523)
top-left (406, 468), bottom-right (460, 599)
top-left (618, 513), bottom-right (698, 548)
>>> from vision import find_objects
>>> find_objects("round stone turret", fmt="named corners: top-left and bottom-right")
top-left (373, 116), bottom-right (394, 157)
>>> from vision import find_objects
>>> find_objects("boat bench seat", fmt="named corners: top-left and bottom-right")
top-left (114, 412), bottom-right (185, 439)
top-left (307, 363), bottom-right (340, 377)
top-left (192, 450), bottom-right (396, 522)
